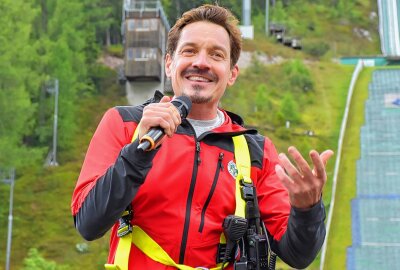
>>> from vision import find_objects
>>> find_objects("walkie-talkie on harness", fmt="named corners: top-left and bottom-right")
top-left (222, 179), bottom-right (276, 270)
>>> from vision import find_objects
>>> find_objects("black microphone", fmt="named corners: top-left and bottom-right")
top-left (137, 96), bottom-right (192, 151)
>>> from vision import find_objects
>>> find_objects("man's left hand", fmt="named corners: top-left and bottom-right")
top-left (275, 146), bottom-right (334, 209)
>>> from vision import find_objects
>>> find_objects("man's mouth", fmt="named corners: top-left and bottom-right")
top-left (186, 75), bottom-right (212, 82)
top-left (182, 68), bottom-right (217, 83)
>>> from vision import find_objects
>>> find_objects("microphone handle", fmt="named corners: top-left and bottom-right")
top-left (137, 128), bottom-right (164, 151)
top-left (137, 95), bottom-right (191, 151)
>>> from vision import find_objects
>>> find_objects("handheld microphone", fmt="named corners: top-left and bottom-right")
top-left (137, 96), bottom-right (192, 151)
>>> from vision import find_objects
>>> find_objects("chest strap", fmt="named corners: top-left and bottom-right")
top-left (105, 127), bottom-right (250, 270)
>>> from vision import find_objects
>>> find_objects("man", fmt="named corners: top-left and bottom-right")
top-left (71, 4), bottom-right (333, 270)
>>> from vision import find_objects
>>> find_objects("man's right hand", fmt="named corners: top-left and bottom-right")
top-left (138, 96), bottom-right (182, 144)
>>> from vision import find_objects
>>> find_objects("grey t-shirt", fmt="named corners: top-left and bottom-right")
top-left (187, 109), bottom-right (225, 138)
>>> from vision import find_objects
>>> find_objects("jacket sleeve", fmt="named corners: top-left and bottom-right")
top-left (70, 107), bottom-right (158, 241)
top-left (257, 138), bottom-right (326, 269)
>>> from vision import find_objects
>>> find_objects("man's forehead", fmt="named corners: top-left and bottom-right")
top-left (180, 21), bottom-right (228, 34)
top-left (178, 21), bottom-right (230, 48)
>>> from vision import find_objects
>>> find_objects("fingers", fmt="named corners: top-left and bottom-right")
top-left (159, 95), bottom-right (171, 103)
top-left (278, 151), bottom-right (302, 181)
top-left (287, 146), bottom-right (314, 179)
top-left (139, 96), bottom-right (182, 139)
top-left (160, 96), bottom-right (182, 132)
top-left (320, 149), bottom-right (334, 166)
top-left (276, 146), bottom-right (332, 209)
top-left (310, 149), bottom-right (334, 178)
top-left (275, 164), bottom-right (294, 191)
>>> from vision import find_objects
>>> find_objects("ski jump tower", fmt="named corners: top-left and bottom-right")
top-left (122, 0), bottom-right (170, 105)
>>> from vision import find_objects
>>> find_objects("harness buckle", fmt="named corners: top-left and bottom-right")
top-left (240, 179), bottom-right (254, 201)
top-left (117, 221), bottom-right (132, 237)
top-left (117, 209), bottom-right (133, 237)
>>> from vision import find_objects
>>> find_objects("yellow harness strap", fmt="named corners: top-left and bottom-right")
top-left (132, 226), bottom-right (226, 270)
top-left (219, 135), bottom-right (251, 245)
top-left (104, 232), bottom-right (133, 270)
top-left (232, 135), bottom-right (252, 218)
top-left (105, 131), bottom-right (251, 270)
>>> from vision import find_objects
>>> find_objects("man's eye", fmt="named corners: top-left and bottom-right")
top-left (211, 52), bottom-right (224, 59)
top-left (182, 49), bottom-right (195, 55)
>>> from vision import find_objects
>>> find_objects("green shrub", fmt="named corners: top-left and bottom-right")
top-left (105, 44), bottom-right (123, 58)
top-left (276, 126), bottom-right (292, 140)
top-left (283, 59), bottom-right (315, 92)
top-left (303, 41), bottom-right (330, 58)
top-left (22, 248), bottom-right (71, 270)
top-left (276, 92), bottom-right (301, 125)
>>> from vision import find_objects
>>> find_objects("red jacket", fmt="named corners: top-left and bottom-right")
top-left (71, 92), bottom-right (326, 269)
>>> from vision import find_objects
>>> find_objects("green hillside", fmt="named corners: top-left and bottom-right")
top-left (0, 0), bottom-right (382, 269)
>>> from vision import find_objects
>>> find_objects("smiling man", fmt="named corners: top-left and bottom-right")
top-left (71, 4), bottom-right (333, 270)
top-left (165, 20), bottom-right (239, 117)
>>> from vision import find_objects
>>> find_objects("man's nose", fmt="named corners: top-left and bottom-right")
top-left (192, 51), bottom-right (211, 69)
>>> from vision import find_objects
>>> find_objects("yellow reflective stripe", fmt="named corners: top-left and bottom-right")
top-left (132, 226), bottom-right (227, 270)
top-left (131, 123), bottom-right (140, 143)
top-left (232, 135), bottom-right (252, 218)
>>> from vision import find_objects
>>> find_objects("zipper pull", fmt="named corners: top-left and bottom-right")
top-left (196, 142), bottom-right (201, 164)
top-left (218, 152), bottom-right (224, 170)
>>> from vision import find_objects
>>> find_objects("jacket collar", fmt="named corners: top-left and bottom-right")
top-left (150, 91), bottom-right (257, 135)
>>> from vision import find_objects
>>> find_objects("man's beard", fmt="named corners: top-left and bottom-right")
top-left (184, 85), bottom-right (212, 104)
top-left (180, 67), bottom-right (217, 104)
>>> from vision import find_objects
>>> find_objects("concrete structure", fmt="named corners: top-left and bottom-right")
top-left (122, 0), bottom-right (170, 105)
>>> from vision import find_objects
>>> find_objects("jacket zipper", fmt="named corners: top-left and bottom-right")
top-left (179, 140), bottom-right (201, 264)
top-left (198, 152), bottom-right (224, 233)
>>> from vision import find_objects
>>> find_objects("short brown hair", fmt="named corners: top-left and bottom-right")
top-left (166, 4), bottom-right (242, 68)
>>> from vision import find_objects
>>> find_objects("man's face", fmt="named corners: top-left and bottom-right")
top-left (165, 21), bottom-right (239, 106)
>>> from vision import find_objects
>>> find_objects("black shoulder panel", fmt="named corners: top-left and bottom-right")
top-left (203, 134), bottom-right (235, 152)
top-left (244, 133), bottom-right (265, 169)
top-left (225, 110), bottom-right (245, 126)
top-left (115, 105), bottom-right (143, 123)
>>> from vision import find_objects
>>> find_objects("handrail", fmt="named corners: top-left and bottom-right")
top-left (123, 0), bottom-right (170, 31)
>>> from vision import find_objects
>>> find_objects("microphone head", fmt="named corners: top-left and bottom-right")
top-left (171, 96), bottom-right (192, 118)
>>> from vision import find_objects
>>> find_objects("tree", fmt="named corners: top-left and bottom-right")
top-left (22, 248), bottom-right (71, 270)
top-left (0, 0), bottom-right (43, 168)
top-left (277, 92), bottom-right (300, 125)
top-left (22, 248), bottom-right (57, 270)
top-left (283, 59), bottom-right (314, 92)
top-left (255, 84), bottom-right (269, 111)
top-left (32, 0), bottom-right (101, 151)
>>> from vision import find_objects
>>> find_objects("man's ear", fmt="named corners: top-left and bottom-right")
top-left (227, 64), bottom-right (239, 86)
top-left (165, 53), bottom-right (172, 77)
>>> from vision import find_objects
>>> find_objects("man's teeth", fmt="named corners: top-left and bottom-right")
top-left (187, 76), bottom-right (211, 82)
